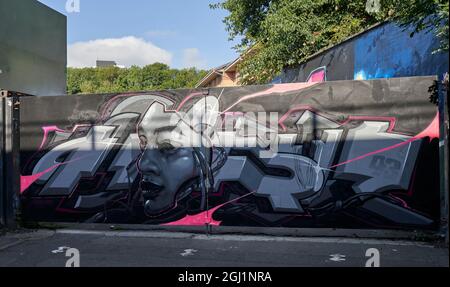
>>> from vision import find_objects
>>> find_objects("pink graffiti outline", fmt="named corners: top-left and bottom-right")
top-left (23, 124), bottom-right (95, 174)
top-left (330, 113), bottom-right (440, 169)
top-left (20, 155), bottom-right (88, 194)
top-left (162, 191), bottom-right (256, 226)
top-left (99, 92), bottom-right (154, 120)
top-left (35, 124), bottom-right (93, 152)
top-left (222, 83), bottom-right (318, 113)
top-left (38, 126), bottom-right (66, 150)
top-left (278, 105), bottom-right (400, 133)
top-left (174, 92), bottom-right (204, 112)
top-left (307, 66), bottom-right (327, 83)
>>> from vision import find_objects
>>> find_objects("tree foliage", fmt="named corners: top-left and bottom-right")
top-left (211, 0), bottom-right (449, 85)
top-left (67, 63), bottom-right (208, 95)
top-left (384, 0), bottom-right (448, 53)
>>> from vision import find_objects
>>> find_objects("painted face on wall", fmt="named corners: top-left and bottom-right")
top-left (136, 96), bottom-right (220, 216)
top-left (137, 101), bottom-right (202, 215)
top-left (138, 131), bottom-right (200, 215)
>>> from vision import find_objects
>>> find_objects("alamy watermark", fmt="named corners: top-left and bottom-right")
top-left (365, 248), bottom-right (381, 267)
top-left (65, 0), bottom-right (379, 14)
top-left (58, 246), bottom-right (379, 267)
top-left (366, 0), bottom-right (381, 13)
top-left (66, 248), bottom-right (80, 267)
top-left (66, 0), bottom-right (80, 13)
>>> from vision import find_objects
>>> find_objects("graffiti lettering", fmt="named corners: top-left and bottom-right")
top-left (20, 79), bottom-right (439, 229)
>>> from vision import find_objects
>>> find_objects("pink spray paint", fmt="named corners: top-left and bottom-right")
top-left (20, 156), bottom-right (88, 194)
top-left (20, 164), bottom-right (63, 194)
top-left (162, 192), bottom-right (256, 226)
top-left (307, 69), bottom-right (326, 83)
top-left (330, 113), bottom-right (440, 169)
top-left (223, 83), bottom-right (318, 113)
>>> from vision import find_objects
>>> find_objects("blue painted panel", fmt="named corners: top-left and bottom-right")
top-left (354, 22), bottom-right (448, 80)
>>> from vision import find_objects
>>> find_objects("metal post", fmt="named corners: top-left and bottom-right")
top-left (438, 74), bottom-right (449, 244)
top-left (0, 93), bottom-right (4, 227)
top-left (440, 74), bottom-right (449, 245)
top-left (1, 90), bottom-right (21, 228)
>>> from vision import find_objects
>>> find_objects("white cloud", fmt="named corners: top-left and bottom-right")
top-left (67, 36), bottom-right (172, 68)
top-left (182, 48), bottom-right (207, 69)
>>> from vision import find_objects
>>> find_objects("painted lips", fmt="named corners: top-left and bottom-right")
top-left (141, 180), bottom-right (164, 200)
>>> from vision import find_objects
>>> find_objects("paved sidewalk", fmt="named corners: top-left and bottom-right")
top-left (0, 229), bottom-right (448, 267)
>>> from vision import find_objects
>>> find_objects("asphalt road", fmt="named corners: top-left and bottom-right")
top-left (0, 229), bottom-right (448, 267)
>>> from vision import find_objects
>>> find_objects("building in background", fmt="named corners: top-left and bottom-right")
top-left (0, 0), bottom-right (67, 96)
top-left (96, 60), bottom-right (118, 68)
top-left (196, 57), bottom-right (241, 88)
top-left (199, 20), bottom-right (449, 88)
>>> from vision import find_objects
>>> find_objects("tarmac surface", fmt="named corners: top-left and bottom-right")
top-left (0, 229), bottom-right (448, 267)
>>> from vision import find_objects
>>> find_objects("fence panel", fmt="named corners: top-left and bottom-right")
top-left (18, 77), bottom-right (441, 230)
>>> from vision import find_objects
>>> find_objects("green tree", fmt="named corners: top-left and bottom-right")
top-left (116, 65), bottom-right (143, 92)
top-left (142, 63), bottom-right (171, 89)
top-left (382, 0), bottom-right (448, 53)
top-left (66, 64), bottom-right (207, 95)
top-left (212, 0), bottom-right (448, 84)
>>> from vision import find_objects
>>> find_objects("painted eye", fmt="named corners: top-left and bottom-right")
top-left (158, 142), bottom-right (176, 152)
top-left (139, 135), bottom-right (148, 150)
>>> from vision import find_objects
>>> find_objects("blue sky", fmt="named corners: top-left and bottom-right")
top-left (38, 0), bottom-right (239, 70)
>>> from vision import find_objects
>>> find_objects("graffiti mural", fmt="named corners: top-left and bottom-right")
top-left (281, 22), bottom-right (449, 83)
top-left (19, 77), bottom-right (440, 229)
top-left (307, 66), bottom-right (327, 83)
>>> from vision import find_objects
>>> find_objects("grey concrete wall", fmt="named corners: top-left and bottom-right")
top-left (0, 0), bottom-right (67, 96)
